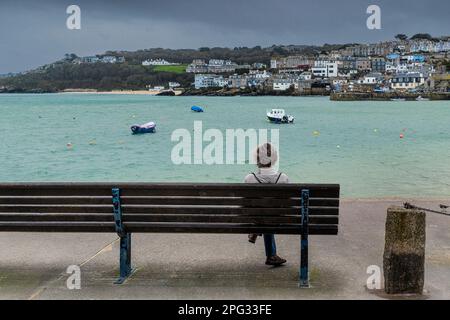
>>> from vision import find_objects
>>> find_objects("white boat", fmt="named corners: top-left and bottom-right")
top-left (267, 109), bottom-right (294, 124)
top-left (131, 121), bottom-right (156, 134)
top-left (416, 96), bottom-right (430, 101)
top-left (390, 98), bottom-right (406, 102)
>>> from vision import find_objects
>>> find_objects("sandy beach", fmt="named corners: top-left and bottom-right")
top-left (60, 89), bottom-right (183, 95)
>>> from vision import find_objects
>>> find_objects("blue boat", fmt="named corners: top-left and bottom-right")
top-left (131, 121), bottom-right (156, 134)
top-left (191, 106), bottom-right (204, 112)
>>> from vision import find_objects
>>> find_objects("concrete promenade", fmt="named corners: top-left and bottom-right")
top-left (0, 199), bottom-right (449, 300)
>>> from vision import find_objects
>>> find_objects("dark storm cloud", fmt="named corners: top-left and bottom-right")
top-left (0, 0), bottom-right (449, 73)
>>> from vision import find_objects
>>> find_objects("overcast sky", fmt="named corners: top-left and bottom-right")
top-left (0, 0), bottom-right (449, 73)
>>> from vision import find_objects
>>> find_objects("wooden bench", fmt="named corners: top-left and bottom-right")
top-left (0, 183), bottom-right (340, 287)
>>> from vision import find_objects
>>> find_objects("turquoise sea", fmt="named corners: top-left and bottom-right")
top-left (0, 93), bottom-right (449, 198)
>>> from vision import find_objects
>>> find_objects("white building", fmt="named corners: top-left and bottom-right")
top-left (228, 74), bottom-right (248, 89)
top-left (207, 60), bottom-right (238, 73)
top-left (248, 70), bottom-right (271, 79)
top-left (101, 56), bottom-right (118, 63)
top-left (311, 61), bottom-right (338, 78)
top-left (74, 56), bottom-right (100, 64)
top-left (194, 74), bottom-right (228, 89)
top-left (273, 79), bottom-right (295, 91)
top-left (410, 39), bottom-right (450, 53)
top-left (390, 72), bottom-right (425, 91)
top-left (187, 59), bottom-right (237, 73)
top-left (332, 79), bottom-right (348, 86)
top-left (168, 82), bottom-right (181, 89)
top-left (270, 59), bottom-right (278, 69)
top-left (299, 72), bottom-right (312, 81)
top-left (361, 73), bottom-right (384, 85)
top-left (246, 70), bottom-right (271, 87)
top-left (208, 59), bottom-right (231, 66)
top-left (385, 63), bottom-right (397, 73)
top-left (252, 62), bottom-right (267, 69)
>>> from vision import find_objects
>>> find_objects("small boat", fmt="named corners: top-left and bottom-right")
top-left (191, 106), bottom-right (204, 112)
top-left (267, 109), bottom-right (294, 124)
top-left (156, 90), bottom-right (175, 96)
top-left (390, 98), bottom-right (406, 102)
top-left (416, 96), bottom-right (430, 101)
top-left (131, 122), bottom-right (156, 134)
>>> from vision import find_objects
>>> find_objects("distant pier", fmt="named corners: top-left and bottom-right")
top-left (330, 92), bottom-right (450, 101)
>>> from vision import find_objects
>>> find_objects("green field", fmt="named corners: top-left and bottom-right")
top-left (153, 64), bottom-right (188, 74)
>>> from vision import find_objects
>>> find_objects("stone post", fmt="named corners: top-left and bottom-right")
top-left (383, 206), bottom-right (426, 294)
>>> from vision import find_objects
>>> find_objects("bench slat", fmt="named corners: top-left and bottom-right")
top-left (0, 222), bottom-right (115, 232)
top-left (0, 196), bottom-right (112, 205)
top-left (0, 222), bottom-right (338, 235)
top-left (0, 183), bottom-right (339, 198)
top-left (122, 206), bottom-right (338, 216)
top-left (0, 205), bottom-right (338, 216)
top-left (0, 196), bottom-right (339, 208)
top-left (0, 213), bottom-right (338, 225)
top-left (0, 205), bottom-right (113, 214)
top-left (122, 215), bottom-right (338, 225)
top-left (119, 188), bottom-right (339, 198)
top-left (121, 197), bottom-right (339, 207)
top-left (125, 223), bottom-right (338, 235)
top-left (0, 213), bottom-right (114, 222)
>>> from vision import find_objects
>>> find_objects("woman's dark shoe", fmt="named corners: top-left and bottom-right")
top-left (248, 234), bottom-right (259, 244)
top-left (265, 255), bottom-right (287, 266)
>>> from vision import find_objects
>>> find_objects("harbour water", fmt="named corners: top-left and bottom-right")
top-left (0, 93), bottom-right (449, 198)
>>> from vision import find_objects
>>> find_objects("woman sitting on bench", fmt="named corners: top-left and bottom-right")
top-left (244, 143), bottom-right (288, 266)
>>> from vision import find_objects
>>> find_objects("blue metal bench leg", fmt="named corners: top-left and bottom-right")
top-left (112, 187), bottom-right (135, 284)
top-left (115, 233), bottom-right (133, 284)
top-left (299, 189), bottom-right (310, 288)
top-left (300, 233), bottom-right (309, 288)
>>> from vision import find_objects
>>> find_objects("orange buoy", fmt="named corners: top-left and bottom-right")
top-left (399, 134), bottom-right (404, 139)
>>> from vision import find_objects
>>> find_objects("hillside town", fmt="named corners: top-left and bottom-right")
top-left (1, 36), bottom-right (449, 98)
top-left (186, 38), bottom-right (450, 97)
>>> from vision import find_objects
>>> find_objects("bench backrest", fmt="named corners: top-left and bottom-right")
top-left (0, 183), bottom-right (340, 235)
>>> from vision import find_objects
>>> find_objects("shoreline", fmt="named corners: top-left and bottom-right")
top-left (58, 89), bottom-right (184, 95)
top-left (2, 90), bottom-right (449, 100)
top-left (331, 92), bottom-right (450, 101)
top-left (0, 90), bottom-right (330, 97)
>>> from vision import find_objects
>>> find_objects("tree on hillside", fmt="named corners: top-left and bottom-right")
top-left (395, 34), bottom-right (408, 41)
top-left (410, 33), bottom-right (434, 41)
top-left (272, 46), bottom-right (288, 56)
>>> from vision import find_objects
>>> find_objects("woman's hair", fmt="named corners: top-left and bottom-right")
top-left (255, 143), bottom-right (278, 168)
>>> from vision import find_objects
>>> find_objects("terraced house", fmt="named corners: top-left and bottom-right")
top-left (390, 72), bottom-right (425, 91)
